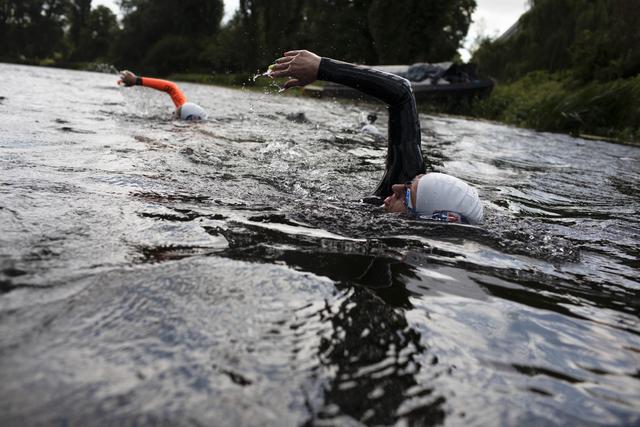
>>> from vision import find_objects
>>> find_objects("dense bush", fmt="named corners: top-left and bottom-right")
top-left (473, 0), bottom-right (640, 84)
top-left (469, 0), bottom-right (640, 143)
top-left (0, 0), bottom-right (476, 73)
top-left (471, 72), bottom-right (640, 143)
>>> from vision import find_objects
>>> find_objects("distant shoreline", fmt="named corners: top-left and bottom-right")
top-left (3, 60), bottom-right (637, 147)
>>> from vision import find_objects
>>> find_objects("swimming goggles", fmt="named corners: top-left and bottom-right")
top-left (420, 211), bottom-right (470, 224)
top-left (404, 181), bottom-right (417, 215)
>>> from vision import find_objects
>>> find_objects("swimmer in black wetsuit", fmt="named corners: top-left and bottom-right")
top-left (270, 50), bottom-right (484, 225)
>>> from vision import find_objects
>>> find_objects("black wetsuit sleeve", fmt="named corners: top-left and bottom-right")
top-left (317, 57), bottom-right (426, 198)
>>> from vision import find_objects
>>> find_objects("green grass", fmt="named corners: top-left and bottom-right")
top-left (468, 72), bottom-right (640, 145)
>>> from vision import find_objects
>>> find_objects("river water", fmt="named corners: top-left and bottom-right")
top-left (0, 63), bottom-right (638, 426)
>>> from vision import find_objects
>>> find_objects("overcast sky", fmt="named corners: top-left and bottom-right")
top-left (93, 0), bottom-right (528, 61)
top-left (93, 0), bottom-right (240, 22)
top-left (462, 0), bottom-right (530, 59)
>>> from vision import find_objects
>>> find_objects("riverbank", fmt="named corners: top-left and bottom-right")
top-left (464, 72), bottom-right (640, 146)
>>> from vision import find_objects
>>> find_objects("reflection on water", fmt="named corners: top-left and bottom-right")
top-left (314, 287), bottom-right (440, 426)
top-left (0, 63), bottom-right (639, 426)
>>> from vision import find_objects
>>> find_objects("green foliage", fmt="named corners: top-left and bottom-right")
top-left (68, 0), bottom-right (91, 60)
top-left (368, 0), bottom-right (475, 63)
top-left (142, 36), bottom-right (197, 76)
top-left (199, 12), bottom-right (259, 73)
top-left (1, 0), bottom-right (476, 73)
top-left (469, 72), bottom-right (640, 144)
top-left (232, 0), bottom-right (306, 72)
top-left (0, 0), bottom-right (70, 61)
top-left (88, 6), bottom-right (119, 60)
top-left (114, 0), bottom-right (224, 72)
top-left (472, 0), bottom-right (640, 84)
top-left (467, 0), bottom-right (640, 143)
top-left (210, 0), bottom-right (475, 73)
top-left (71, 5), bottom-right (118, 62)
top-left (301, 0), bottom-right (378, 65)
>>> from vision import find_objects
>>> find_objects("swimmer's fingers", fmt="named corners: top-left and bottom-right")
top-left (269, 70), bottom-right (287, 79)
top-left (270, 65), bottom-right (297, 79)
top-left (272, 58), bottom-right (305, 76)
top-left (275, 56), bottom-right (294, 64)
top-left (283, 78), bottom-right (301, 90)
top-left (270, 62), bottom-right (291, 73)
top-left (274, 50), bottom-right (303, 66)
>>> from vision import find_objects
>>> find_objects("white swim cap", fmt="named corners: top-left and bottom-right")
top-left (179, 102), bottom-right (207, 121)
top-left (414, 173), bottom-right (484, 224)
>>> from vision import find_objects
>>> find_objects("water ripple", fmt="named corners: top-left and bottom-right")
top-left (0, 63), bottom-right (638, 426)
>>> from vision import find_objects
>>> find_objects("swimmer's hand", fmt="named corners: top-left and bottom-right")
top-left (270, 50), bottom-right (321, 90)
top-left (118, 70), bottom-right (137, 87)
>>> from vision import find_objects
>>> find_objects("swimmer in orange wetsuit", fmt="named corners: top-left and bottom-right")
top-left (118, 70), bottom-right (207, 121)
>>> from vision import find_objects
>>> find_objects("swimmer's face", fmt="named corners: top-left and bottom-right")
top-left (383, 174), bottom-right (424, 213)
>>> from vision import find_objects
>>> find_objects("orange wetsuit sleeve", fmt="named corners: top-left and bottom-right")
top-left (139, 77), bottom-right (187, 108)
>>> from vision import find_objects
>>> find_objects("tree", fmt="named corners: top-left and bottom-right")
top-left (115, 0), bottom-right (224, 72)
top-left (87, 5), bottom-right (119, 61)
top-left (302, 0), bottom-right (378, 65)
top-left (231, 0), bottom-right (305, 72)
top-left (0, 0), bottom-right (70, 61)
top-left (68, 0), bottom-right (91, 60)
top-left (0, 0), bottom-right (480, 72)
top-left (368, 0), bottom-right (475, 64)
top-left (218, 0), bottom-right (477, 72)
top-left (472, 0), bottom-right (640, 83)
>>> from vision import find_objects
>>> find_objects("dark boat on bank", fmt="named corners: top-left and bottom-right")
top-left (305, 62), bottom-right (494, 102)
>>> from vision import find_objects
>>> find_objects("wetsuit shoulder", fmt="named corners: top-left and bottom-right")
top-left (316, 57), bottom-right (426, 197)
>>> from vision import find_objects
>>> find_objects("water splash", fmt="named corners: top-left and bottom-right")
top-left (252, 71), bottom-right (271, 82)
top-left (83, 63), bottom-right (120, 74)
top-left (253, 67), bottom-right (286, 93)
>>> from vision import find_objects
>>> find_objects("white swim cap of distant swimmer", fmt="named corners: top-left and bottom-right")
top-left (414, 173), bottom-right (484, 224)
top-left (179, 102), bottom-right (207, 121)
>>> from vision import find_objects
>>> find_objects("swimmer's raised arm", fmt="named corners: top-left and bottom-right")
top-left (118, 70), bottom-right (187, 108)
top-left (271, 50), bottom-right (425, 198)
top-left (270, 50), bottom-right (415, 106)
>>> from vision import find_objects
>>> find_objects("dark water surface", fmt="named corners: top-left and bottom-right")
top-left (1, 64), bottom-right (639, 426)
